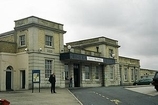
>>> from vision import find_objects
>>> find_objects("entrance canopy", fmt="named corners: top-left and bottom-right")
top-left (60, 52), bottom-right (115, 65)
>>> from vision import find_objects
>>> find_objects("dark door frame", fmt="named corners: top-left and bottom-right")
top-left (21, 70), bottom-right (26, 89)
top-left (6, 66), bottom-right (13, 91)
top-left (101, 64), bottom-right (105, 86)
top-left (73, 64), bottom-right (80, 87)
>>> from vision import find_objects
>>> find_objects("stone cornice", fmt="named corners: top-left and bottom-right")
top-left (0, 30), bottom-right (14, 37)
top-left (69, 41), bottom-right (120, 48)
top-left (14, 23), bottom-right (66, 34)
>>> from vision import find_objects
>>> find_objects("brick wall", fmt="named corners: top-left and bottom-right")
top-left (0, 41), bottom-right (16, 53)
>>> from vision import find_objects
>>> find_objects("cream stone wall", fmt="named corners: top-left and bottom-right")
top-left (140, 68), bottom-right (156, 79)
top-left (16, 53), bottom-right (29, 89)
top-left (119, 56), bottom-right (140, 85)
top-left (84, 46), bottom-right (98, 52)
top-left (0, 16), bottom-right (66, 91)
top-left (0, 54), bottom-right (2, 90)
top-left (2, 16), bottom-right (156, 91)
top-left (16, 29), bottom-right (28, 53)
top-left (15, 16), bottom-right (64, 31)
top-left (0, 53), bottom-right (16, 91)
top-left (66, 37), bottom-right (120, 87)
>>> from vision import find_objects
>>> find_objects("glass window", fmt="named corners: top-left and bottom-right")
top-left (85, 66), bottom-right (90, 79)
top-left (131, 69), bottom-right (134, 81)
top-left (109, 49), bottom-right (113, 58)
top-left (135, 69), bottom-right (138, 80)
top-left (19, 35), bottom-right (25, 46)
top-left (109, 66), bottom-right (114, 79)
top-left (45, 60), bottom-right (52, 78)
top-left (124, 68), bottom-right (128, 81)
top-left (45, 35), bottom-right (53, 46)
top-left (65, 64), bottom-right (69, 80)
top-left (95, 66), bottom-right (100, 79)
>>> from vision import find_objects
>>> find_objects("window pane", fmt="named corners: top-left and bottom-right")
top-left (95, 66), bottom-right (99, 79)
top-left (45, 35), bottom-right (52, 46)
top-left (124, 68), bottom-right (128, 81)
top-left (131, 69), bottom-right (134, 80)
top-left (19, 35), bottom-right (25, 46)
top-left (85, 66), bottom-right (90, 79)
top-left (65, 64), bottom-right (69, 80)
top-left (110, 66), bottom-right (114, 79)
top-left (45, 60), bottom-right (52, 78)
top-left (109, 49), bottom-right (113, 58)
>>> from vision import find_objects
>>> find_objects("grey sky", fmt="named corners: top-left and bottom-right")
top-left (0, 0), bottom-right (157, 70)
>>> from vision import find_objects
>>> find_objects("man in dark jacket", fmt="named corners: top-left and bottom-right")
top-left (49, 73), bottom-right (56, 93)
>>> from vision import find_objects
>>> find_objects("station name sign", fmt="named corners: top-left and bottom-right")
top-left (87, 56), bottom-right (103, 62)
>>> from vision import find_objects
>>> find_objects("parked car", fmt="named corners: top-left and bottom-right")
top-left (133, 78), bottom-right (153, 85)
top-left (152, 71), bottom-right (158, 91)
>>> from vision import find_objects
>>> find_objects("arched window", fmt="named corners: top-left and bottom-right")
top-left (6, 66), bottom-right (13, 71)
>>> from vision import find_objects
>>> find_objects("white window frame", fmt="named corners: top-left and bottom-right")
top-left (131, 69), bottom-right (134, 81)
top-left (135, 69), bottom-right (138, 81)
top-left (124, 68), bottom-right (128, 81)
top-left (109, 49), bottom-right (114, 58)
top-left (94, 66), bottom-right (100, 79)
top-left (45, 60), bottom-right (53, 78)
top-left (45, 35), bottom-right (53, 47)
top-left (109, 65), bottom-right (114, 79)
top-left (85, 65), bottom-right (90, 80)
top-left (64, 64), bottom-right (69, 80)
top-left (19, 35), bottom-right (25, 46)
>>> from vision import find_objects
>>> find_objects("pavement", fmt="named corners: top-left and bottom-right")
top-left (125, 85), bottom-right (158, 96)
top-left (1, 85), bottom-right (157, 105)
top-left (0, 88), bottom-right (82, 105)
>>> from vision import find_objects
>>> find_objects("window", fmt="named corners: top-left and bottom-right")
top-left (131, 69), bottom-right (134, 81)
top-left (95, 66), bottom-right (100, 79)
top-left (124, 68), bottom-right (128, 81)
top-left (65, 64), bottom-right (69, 80)
top-left (19, 35), bottom-right (25, 46)
top-left (45, 35), bottom-right (53, 46)
top-left (135, 69), bottom-right (138, 80)
top-left (109, 49), bottom-right (113, 58)
top-left (109, 66), bottom-right (114, 79)
top-left (45, 60), bottom-right (52, 78)
top-left (85, 66), bottom-right (90, 79)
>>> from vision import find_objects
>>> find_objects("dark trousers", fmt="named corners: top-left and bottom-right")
top-left (51, 83), bottom-right (55, 93)
top-left (69, 82), bottom-right (72, 87)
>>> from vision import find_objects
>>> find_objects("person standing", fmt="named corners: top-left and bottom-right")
top-left (69, 76), bottom-right (72, 87)
top-left (49, 73), bottom-right (56, 93)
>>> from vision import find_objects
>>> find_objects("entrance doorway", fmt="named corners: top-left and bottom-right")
top-left (73, 64), bottom-right (80, 87)
top-left (101, 65), bottom-right (105, 86)
top-left (21, 70), bottom-right (25, 89)
top-left (6, 66), bottom-right (12, 90)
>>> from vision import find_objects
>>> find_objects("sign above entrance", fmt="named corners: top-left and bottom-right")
top-left (87, 56), bottom-right (103, 62)
top-left (60, 52), bottom-right (115, 64)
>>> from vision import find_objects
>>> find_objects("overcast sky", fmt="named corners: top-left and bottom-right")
top-left (0, 0), bottom-right (157, 70)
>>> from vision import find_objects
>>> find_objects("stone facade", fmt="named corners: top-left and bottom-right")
top-left (0, 16), bottom-right (66, 91)
top-left (0, 16), bottom-right (156, 91)
top-left (140, 68), bottom-right (156, 79)
top-left (119, 56), bottom-right (140, 85)
top-left (64, 37), bottom-right (120, 87)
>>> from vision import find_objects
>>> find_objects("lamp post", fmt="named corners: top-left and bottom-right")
top-left (67, 45), bottom-right (71, 52)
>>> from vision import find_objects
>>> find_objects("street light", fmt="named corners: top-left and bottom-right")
top-left (67, 45), bottom-right (71, 52)
top-left (38, 48), bottom-right (42, 52)
top-left (112, 53), bottom-right (115, 58)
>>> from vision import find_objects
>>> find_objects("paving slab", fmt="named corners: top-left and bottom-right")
top-left (0, 88), bottom-right (81, 105)
top-left (125, 85), bottom-right (158, 96)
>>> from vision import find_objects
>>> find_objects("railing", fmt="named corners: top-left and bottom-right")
top-left (64, 46), bottom-right (101, 57)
